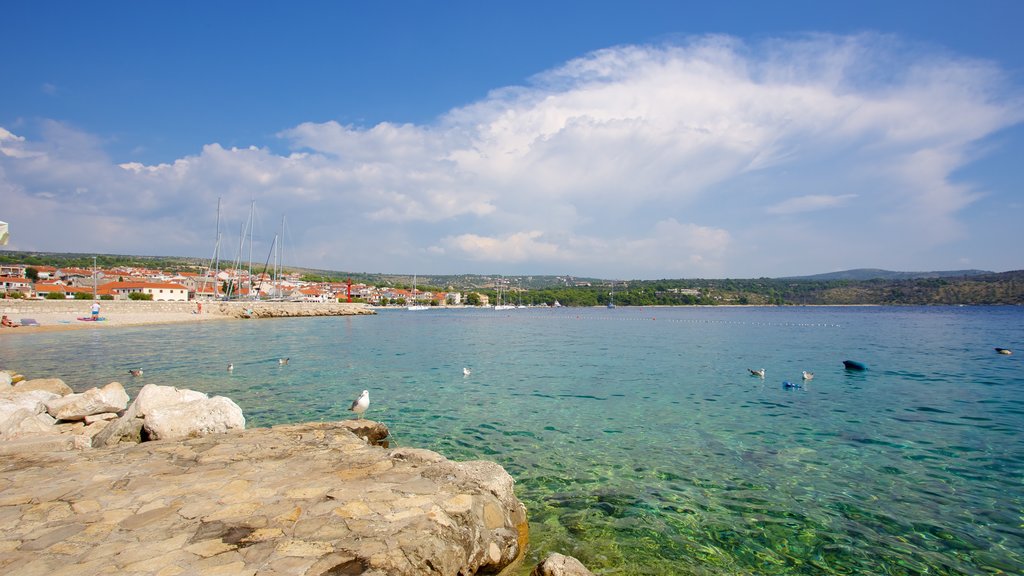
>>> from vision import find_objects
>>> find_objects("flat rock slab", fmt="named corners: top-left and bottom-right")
top-left (0, 421), bottom-right (528, 576)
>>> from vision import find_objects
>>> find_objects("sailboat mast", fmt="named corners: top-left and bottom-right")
top-left (247, 200), bottom-right (254, 300)
top-left (213, 197), bottom-right (222, 298)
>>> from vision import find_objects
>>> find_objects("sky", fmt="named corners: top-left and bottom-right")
top-left (2, 1), bottom-right (1023, 279)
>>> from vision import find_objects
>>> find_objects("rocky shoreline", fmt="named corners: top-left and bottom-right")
top-left (0, 369), bottom-right (594, 576)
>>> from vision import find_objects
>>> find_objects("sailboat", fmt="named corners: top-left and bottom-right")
top-left (493, 279), bottom-right (515, 310)
top-left (407, 275), bottom-right (430, 311)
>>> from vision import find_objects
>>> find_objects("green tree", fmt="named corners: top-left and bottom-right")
top-left (25, 267), bottom-right (39, 282)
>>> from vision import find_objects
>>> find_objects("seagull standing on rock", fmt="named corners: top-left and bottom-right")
top-left (349, 390), bottom-right (369, 419)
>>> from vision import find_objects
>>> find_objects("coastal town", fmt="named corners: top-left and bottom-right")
top-left (0, 262), bottom-right (466, 307)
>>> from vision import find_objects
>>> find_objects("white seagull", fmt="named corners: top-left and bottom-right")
top-left (227, 363), bottom-right (234, 372)
top-left (463, 367), bottom-right (472, 377)
top-left (279, 358), bottom-right (289, 365)
top-left (748, 368), bottom-right (766, 378)
top-left (802, 371), bottom-right (814, 381)
top-left (349, 389), bottom-right (369, 419)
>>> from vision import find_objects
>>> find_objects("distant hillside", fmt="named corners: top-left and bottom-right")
top-left (783, 268), bottom-right (993, 281)
top-left (2, 250), bottom-right (1021, 304)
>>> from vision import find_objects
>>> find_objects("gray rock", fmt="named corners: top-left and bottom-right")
top-left (13, 377), bottom-right (73, 396)
top-left (44, 382), bottom-right (129, 421)
top-left (143, 395), bottom-right (245, 441)
top-left (531, 553), bottom-right (597, 576)
top-left (91, 414), bottom-right (144, 447)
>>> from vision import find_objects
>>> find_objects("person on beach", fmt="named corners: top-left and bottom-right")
top-left (1, 315), bottom-right (18, 327)
top-left (91, 301), bottom-right (100, 320)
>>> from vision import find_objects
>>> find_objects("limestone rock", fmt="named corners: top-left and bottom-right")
top-left (143, 395), bottom-right (245, 441)
top-left (90, 413), bottom-right (144, 447)
top-left (13, 377), bottom-right (73, 396)
top-left (531, 553), bottom-right (597, 576)
top-left (340, 418), bottom-right (390, 447)
top-left (44, 382), bottom-right (129, 421)
top-left (0, 407), bottom-right (58, 439)
top-left (0, 389), bottom-right (60, 438)
top-left (125, 383), bottom-right (209, 419)
top-left (0, 420), bottom-right (529, 575)
top-left (84, 412), bottom-right (119, 425)
top-left (0, 370), bottom-right (23, 385)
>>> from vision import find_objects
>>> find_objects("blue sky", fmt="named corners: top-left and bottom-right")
top-left (3, 1), bottom-right (1022, 279)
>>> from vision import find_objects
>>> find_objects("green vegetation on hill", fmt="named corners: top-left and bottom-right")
top-left (2, 251), bottom-right (1021, 305)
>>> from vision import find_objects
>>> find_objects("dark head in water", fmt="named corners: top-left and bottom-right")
top-left (843, 360), bottom-right (867, 371)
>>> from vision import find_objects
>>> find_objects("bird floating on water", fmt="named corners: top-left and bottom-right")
top-left (349, 389), bottom-right (369, 419)
top-left (802, 371), bottom-right (814, 381)
top-left (128, 369), bottom-right (143, 377)
top-left (463, 367), bottom-right (472, 377)
top-left (995, 348), bottom-right (1012, 355)
top-left (279, 358), bottom-right (290, 365)
top-left (227, 363), bottom-right (234, 372)
top-left (748, 368), bottom-right (765, 378)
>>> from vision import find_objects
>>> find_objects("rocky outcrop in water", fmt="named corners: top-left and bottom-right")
top-left (0, 420), bottom-right (529, 575)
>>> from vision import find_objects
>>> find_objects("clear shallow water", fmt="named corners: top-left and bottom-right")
top-left (2, 306), bottom-right (1022, 575)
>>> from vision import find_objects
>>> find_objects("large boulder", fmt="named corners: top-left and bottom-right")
top-left (44, 382), bottom-right (129, 421)
top-left (0, 389), bottom-right (61, 439)
top-left (124, 383), bottom-right (208, 419)
top-left (92, 384), bottom-right (244, 446)
top-left (0, 408), bottom-right (58, 439)
top-left (13, 377), bottom-right (73, 396)
top-left (532, 553), bottom-right (597, 576)
top-left (143, 395), bottom-right (245, 441)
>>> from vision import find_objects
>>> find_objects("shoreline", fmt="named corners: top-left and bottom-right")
top-left (0, 300), bottom-right (375, 336)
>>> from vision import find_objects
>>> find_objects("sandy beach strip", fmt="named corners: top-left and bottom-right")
top-left (0, 308), bottom-right (229, 335)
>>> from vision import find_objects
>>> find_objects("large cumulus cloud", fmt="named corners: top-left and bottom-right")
top-left (2, 33), bottom-right (1020, 277)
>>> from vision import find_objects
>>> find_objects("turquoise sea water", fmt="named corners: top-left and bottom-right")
top-left (2, 306), bottom-right (1023, 575)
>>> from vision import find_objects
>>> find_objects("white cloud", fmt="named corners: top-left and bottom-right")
top-left (1, 33), bottom-right (1021, 277)
top-left (766, 194), bottom-right (858, 215)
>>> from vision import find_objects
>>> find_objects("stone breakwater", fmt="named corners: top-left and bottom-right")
top-left (1, 299), bottom-right (375, 319)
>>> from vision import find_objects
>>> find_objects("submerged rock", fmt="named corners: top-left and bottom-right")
top-left (532, 553), bottom-right (597, 576)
